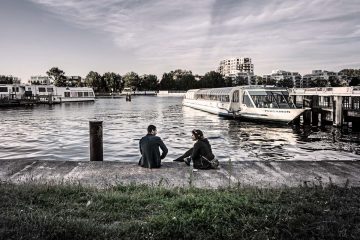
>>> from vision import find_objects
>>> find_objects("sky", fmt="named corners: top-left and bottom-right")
top-left (1, 0), bottom-right (359, 82)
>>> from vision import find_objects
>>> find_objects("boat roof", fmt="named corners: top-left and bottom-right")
top-left (194, 86), bottom-right (288, 95)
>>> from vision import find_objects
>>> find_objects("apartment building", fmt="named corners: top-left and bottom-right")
top-left (29, 75), bottom-right (51, 85)
top-left (218, 58), bottom-right (254, 75)
top-left (263, 70), bottom-right (302, 88)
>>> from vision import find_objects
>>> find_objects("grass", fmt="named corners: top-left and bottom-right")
top-left (0, 182), bottom-right (359, 240)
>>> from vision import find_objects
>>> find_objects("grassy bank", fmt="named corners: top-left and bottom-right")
top-left (0, 182), bottom-right (359, 240)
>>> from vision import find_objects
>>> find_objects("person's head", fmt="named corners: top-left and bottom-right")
top-left (147, 125), bottom-right (157, 135)
top-left (191, 129), bottom-right (204, 141)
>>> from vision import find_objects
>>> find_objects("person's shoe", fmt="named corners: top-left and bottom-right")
top-left (184, 157), bottom-right (191, 166)
top-left (173, 157), bottom-right (184, 162)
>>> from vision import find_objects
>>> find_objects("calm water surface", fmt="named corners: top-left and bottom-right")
top-left (1, 96), bottom-right (359, 162)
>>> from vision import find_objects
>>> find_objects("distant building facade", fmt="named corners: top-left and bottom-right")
top-left (29, 75), bottom-right (51, 85)
top-left (302, 70), bottom-right (338, 88)
top-left (263, 70), bottom-right (302, 88)
top-left (218, 57), bottom-right (254, 85)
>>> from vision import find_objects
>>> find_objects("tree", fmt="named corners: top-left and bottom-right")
top-left (159, 73), bottom-right (174, 90)
top-left (47, 67), bottom-right (66, 87)
top-left (277, 78), bottom-right (294, 88)
top-left (140, 74), bottom-right (159, 91)
top-left (199, 71), bottom-right (224, 88)
top-left (123, 72), bottom-right (140, 91)
top-left (233, 76), bottom-right (249, 86)
top-left (103, 72), bottom-right (122, 92)
top-left (85, 71), bottom-right (102, 92)
top-left (309, 78), bottom-right (328, 87)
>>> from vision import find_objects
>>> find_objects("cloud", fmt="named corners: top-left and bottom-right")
top-left (28, 0), bottom-right (360, 74)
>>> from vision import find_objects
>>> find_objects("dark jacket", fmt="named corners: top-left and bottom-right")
top-left (139, 134), bottom-right (168, 168)
top-left (191, 138), bottom-right (215, 169)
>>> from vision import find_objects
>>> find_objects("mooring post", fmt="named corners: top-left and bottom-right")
top-left (89, 121), bottom-right (103, 161)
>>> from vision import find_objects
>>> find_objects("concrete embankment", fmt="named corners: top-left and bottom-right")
top-left (0, 159), bottom-right (359, 189)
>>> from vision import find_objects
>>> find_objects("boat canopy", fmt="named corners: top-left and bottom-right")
top-left (196, 87), bottom-right (234, 96)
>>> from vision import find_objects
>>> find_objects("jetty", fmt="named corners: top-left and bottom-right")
top-left (290, 86), bottom-right (360, 128)
top-left (1, 159), bottom-right (359, 189)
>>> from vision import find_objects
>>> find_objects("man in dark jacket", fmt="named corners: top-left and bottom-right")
top-left (139, 125), bottom-right (168, 168)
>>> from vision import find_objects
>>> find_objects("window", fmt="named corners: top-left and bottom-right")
top-left (64, 92), bottom-right (70, 97)
top-left (243, 93), bottom-right (254, 108)
top-left (47, 88), bottom-right (53, 92)
top-left (84, 92), bottom-right (89, 97)
top-left (78, 92), bottom-right (83, 97)
top-left (38, 87), bottom-right (46, 92)
top-left (0, 87), bottom-right (8, 92)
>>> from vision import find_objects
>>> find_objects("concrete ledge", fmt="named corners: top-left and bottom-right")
top-left (1, 159), bottom-right (360, 189)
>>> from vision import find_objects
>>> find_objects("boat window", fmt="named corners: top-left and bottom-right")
top-left (248, 90), bottom-right (296, 109)
top-left (71, 92), bottom-right (78, 97)
top-left (84, 92), bottom-right (89, 97)
top-left (38, 87), bottom-right (46, 92)
top-left (89, 92), bottom-right (94, 97)
top-left (0, 87), bottom-right (8, 92)
top-left (47, 88), bottom-right (53, 92)
top-left (64, 92), bottom-right (70, 97)
top-left (232, 90), bottom-right (239, 103)
top-left (243, 93), bottom-right (254, 108)
top-left (78, 92), bottom-right (83, 97)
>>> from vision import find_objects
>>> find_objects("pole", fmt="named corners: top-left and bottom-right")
top-left (89, 121), bottom-right (103, 161)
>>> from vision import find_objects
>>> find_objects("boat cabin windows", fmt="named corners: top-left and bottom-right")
top-left (12, 87), bottom-right (19, 92)
top-left (64, 92), bottom-right (70, 98)
top-left (232, 90), bottom-right (239, 103)
top-left (243, 92), bottom-right (255, 108)
top-left (38, 87), bottom-right (46, 93)
top-left (84, 92), bottom-right (89, 97)
top-left (89, 92), bottom-right (94, 97)
top-left (0, 87), bottom-right (8, 92)
top-left (78, 92), bottom-right (83, 97)
top-left (47, 88), bottom-right (53, 92)
top-left (247, 90), bottom-right (296, 109)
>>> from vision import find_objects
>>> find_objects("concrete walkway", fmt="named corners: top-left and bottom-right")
top-left (0, 159), bottom-right (360, 189)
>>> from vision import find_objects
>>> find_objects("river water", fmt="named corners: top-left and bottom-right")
top-left (0, 96), bottom-right (359, 162)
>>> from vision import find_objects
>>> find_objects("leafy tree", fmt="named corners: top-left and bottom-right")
top-left (159, 73), bottom-right (175, 90)
top-left (309, 78), bottom-right (328, 87)
top-left (123, 72), bottom-right (140, 91)
top-left (257, 77), bottom-right (277, 86)
top-left (233, 76), bottom-right (249, 86)
top-left (0, 75), bottom-right (13, 84)
top-left (85, 71), bottom-right (102, 92)
top-left (224, 76), bottom-right (233, 87)
top-left (140, 74), bottom-right (159, 91)
top-left (277, 78), bottom-right (294, 88)
top-left (199, 71), bottom-right (224, 88)
top-left (103, 72), bottom-right (122, 92)
top-left (46, 67), bottom-right (66, 87)
top-left (177, 73), bottom-right (197, 90)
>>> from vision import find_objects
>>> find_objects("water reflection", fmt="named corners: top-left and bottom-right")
top-left (0, 97), bottom-right (359, 162)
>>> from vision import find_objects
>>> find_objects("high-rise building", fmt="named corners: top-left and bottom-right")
top-left (29, 75), bottom-right (51, 85)
top-left (218, 58), bottom-right (254, 77)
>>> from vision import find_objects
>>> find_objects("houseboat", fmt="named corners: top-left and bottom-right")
top-left (183, 86), bottom-right (306, 123)
top-left (0, 84), bottom-right (95, 104)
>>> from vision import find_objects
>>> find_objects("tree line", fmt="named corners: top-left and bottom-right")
top-left (41, 67), bottom-right (360, 92)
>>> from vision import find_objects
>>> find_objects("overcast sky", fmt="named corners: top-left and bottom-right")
top-left (1, 0), bottom-right (359, 82)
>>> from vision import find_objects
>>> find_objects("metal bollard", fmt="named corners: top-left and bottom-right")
top-left (89, 121), bottom-right (103, 161)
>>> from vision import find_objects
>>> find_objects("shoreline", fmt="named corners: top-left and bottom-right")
top-left (1, 159), bottom-right (359, 189)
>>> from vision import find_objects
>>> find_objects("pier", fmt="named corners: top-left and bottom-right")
top-left (289, 87), bottom-right (360, 128)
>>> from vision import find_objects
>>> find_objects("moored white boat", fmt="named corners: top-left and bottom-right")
top-left (0, 84), bottom-right (95, 103)
top-left (183, 86), bottom-right (306, 123)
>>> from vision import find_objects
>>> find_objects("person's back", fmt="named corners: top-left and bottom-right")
top-left (139, 125), bottom-right (168, 168)
top-left (191, 138), bottom-right (215, 169)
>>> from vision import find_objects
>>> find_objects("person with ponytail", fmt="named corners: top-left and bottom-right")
top-left (173, 129), bottom-right (218, 169)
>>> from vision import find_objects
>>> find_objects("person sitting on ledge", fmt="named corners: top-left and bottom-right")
top-left (173, 129), bottom-right (217, 170)
top-left (139, 125), bottom-right (168, 168)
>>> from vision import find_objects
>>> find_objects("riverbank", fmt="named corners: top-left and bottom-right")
top-left (1, 182), bottom-right (359, 239)
top-left (1, 159), bottom-right (360, 188)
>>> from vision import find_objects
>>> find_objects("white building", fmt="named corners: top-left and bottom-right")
top-left (218, 57), bottom-right (254, 76)
top-left (263, 70), bottom-right (302, 88)
top-left (29, 75), bottom-right (51, 85)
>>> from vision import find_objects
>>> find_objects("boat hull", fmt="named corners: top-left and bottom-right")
top-left (183, 99), bottom-right (305, 123)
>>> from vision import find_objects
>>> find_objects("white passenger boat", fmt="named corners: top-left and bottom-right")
top-left (0, 84), bottom-right (95, 103)
top-left (183, 86), bottom-right (306, 123)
